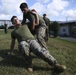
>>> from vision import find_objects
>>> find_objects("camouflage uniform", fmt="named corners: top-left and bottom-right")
top-left (18, 40), bottom-right (57, 66)
top-left (11, 25), bottom-right (57, 67)
top-left (36, 24), bottom-right (47, 49)
top-left (43, 14), bottom-right (51, 40)
top-left (19, 3), bottom-right (66, 71)
top-left (22, 10), bottom-right (47, 49)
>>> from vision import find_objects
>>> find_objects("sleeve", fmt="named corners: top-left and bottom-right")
top-left (28, 13), bottom-right (35, 25)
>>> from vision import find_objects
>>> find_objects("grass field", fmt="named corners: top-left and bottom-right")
top-left (0, 29), bottom-right (76, 75)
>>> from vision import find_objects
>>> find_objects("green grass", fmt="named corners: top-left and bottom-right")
top-left (0, 29), bottom-right (76, 75)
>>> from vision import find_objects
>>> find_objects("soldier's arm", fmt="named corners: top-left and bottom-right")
top-left (22, 14), bottom-right (26, 25)
top-left (8, 30), bottom-right (16, 55)
top-left (32, 18), bottom-right (37, 30)
top-left (30, 9), bottom-right (39, 30)
top-left (8, 38), bottom-right (16, 55)
top-left (10, 38), bottom-right (15, 51)
top-left (28, 15), bottom-right (36, 30)
top-left (32, 11), bottom-right (39, 25)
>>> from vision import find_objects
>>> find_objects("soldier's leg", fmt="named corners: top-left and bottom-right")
top-left (18, 41), bottom-right (33, 71)
top-left (37, 26), bottom-right (47, 49)
top-left (30, 40), bottom-right (66, 72)
top-left (30, 40), bottom-right (57, 66)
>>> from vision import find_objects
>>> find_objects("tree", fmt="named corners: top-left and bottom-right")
top-left (0, 25), bottom-right (4, 29)
top-left (50, 21), bottom-right (60, 37)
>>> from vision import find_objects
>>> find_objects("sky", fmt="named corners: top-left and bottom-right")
top-left (0, 0), bottom-right (76, 21)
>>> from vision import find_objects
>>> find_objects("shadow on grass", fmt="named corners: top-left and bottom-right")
top-left (51, 69), bottom-right (63, 75)
top-left (0, 49), bottom-right (30, 69)
top-left (33, 66), bottom-right (62, 75)
top-left (0, 49), bottom-right (62, 75)
top-left (33, 65), bottom-right (52, 71)
top-left (0, 49), bottom-right (51, 69)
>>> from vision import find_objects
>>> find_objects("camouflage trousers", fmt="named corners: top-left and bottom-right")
top-left (18, 40), bottom-right (57, 66)
top-left (36, 25), bottom-right (48, 49)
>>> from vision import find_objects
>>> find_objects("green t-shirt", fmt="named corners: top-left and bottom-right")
top-left (23, 10), bottom-right (45, 25)
top-left (38, 15), bottom-right (45, 25)
top-left (43, 17), bottom-right (50, 26)
top-left (11, 25), bottom-right (35, 43)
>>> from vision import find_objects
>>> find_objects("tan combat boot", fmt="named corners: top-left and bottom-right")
top-left (54, 64), bottom-right (66, 72)
top-left (27, 67), bottom-right (33, 72)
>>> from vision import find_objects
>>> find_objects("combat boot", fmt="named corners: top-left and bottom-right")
top-left (27, 67), bottom-right (33, 72)
top-left (54, 64), bottom-right (66, 72)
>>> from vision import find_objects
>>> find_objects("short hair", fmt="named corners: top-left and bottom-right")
top-left (11, 16), bottom-right (17, 23)
top-left (31, 9), bottom-right (36, 12)
top-left (43, 14), bottom-right (46, 16)
top-left (20, 2), bottom-right (28, 9)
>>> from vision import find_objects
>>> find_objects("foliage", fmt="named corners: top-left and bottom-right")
top-left (50, 21), bottom-right (60, 37)
top-left (0, 25), bottom-right (4, 29)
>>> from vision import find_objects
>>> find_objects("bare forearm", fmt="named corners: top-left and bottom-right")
top-left (32, 22), bottom-right (36, 30)
top-left (10, 39), bottom-right (15, 53)
top-left (33, 12), bottom-right (39, 25)
top-left (35, 13), bottom-right (39, 25)
top-left (32, 14), bottom-right (39, 30)
top-left (32, 11), bottom-right (39, 25)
